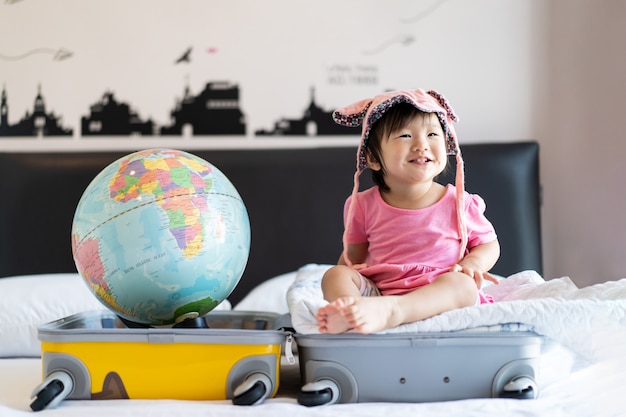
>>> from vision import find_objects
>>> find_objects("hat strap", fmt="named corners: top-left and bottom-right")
top-left (455, 153), bottom-right (468, 261)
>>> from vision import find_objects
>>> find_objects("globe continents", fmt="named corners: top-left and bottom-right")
top-left (71, 149), bottom-right (250, 325)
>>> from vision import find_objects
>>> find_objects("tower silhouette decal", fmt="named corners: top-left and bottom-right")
top-left (255, 87), bottom-right (354, 136)
top-left (0, 85), bottom-right (73, 137)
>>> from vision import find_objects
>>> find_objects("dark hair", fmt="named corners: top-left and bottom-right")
top-left (366, 103), bottom-right (448, 192)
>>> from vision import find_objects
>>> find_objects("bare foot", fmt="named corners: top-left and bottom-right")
top-left (316, 299), bottom-right (353, 334)
top-left (317, 296), bottom-right (400, 334)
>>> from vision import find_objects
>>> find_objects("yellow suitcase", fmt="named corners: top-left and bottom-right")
top-left (30, 310), bottom-right (290, 411)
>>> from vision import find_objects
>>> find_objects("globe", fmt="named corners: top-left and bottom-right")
top-left (71, 149), bottom-right (250, 326)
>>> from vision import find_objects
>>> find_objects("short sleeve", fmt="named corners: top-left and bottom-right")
top-left (343, 194), bottom-right (368, 244)
top-left (465, 194), bottom-right (498, 248)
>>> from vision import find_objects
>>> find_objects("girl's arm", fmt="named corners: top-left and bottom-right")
top-left (338, 242), bottom-right (369, 266)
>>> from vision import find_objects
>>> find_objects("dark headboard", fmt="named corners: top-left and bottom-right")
top-left (0, 142), bottom-right (541, 305)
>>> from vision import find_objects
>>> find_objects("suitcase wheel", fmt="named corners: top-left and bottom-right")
top-left (499, 376), bottom-right (537, 400)
top-left (30, 371), bottom-right (74, 411)
top-left (232, 372), bottom-right (272, 406)
top-left (298, 380), bottom-right (340, 407)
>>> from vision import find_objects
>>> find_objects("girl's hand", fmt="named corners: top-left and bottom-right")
top-left (451, 240), bottom-right (501, 288)
top-left (449, 262), bottom-right (500, 288)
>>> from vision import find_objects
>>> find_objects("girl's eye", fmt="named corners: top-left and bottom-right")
top-left (390, 133), bottom-right (411, 140)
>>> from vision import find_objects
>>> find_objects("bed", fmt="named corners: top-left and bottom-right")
top-left (1, 141), bottom-right (625, 416)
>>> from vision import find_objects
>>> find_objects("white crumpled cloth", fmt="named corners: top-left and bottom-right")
top-left (287, 265), bottom-right (626, 360)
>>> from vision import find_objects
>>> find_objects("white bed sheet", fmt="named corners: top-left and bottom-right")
top-left (1, 352), bottom-right (625, 417)
top-left (2, 269), bottom-right (625, 416)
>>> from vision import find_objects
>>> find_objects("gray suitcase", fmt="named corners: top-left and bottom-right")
top-left (295, 331), bottom-right (543, 406)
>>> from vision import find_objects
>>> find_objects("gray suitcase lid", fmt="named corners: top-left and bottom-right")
top-left (294, 330), bottom-right (543, 348)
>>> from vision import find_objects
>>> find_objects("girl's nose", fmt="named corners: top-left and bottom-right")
top-left (412, 135), bottom-right (429, 151)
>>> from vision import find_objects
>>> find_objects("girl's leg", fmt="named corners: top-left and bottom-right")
top-left (322, 271), bottom-right (478, 334)
top-left (320, 265), bottom-right (362, 301)
top-left (316, 265), bottom-right (363, 333)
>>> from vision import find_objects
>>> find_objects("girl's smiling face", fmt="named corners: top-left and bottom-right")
top-left (367, 111), bottom-right (448, 190)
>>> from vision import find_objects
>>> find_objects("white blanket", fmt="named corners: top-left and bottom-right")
top-left (288, 266), bottom-right (626, 360)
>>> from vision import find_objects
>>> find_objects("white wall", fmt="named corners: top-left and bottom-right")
top-left (0, 0), bottom-right (538, 150)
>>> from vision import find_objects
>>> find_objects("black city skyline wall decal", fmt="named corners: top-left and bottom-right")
top-left (0, 81), bottom-right (356, 139)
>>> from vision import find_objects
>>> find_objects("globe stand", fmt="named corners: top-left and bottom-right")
top-left (172, 317), bottom-right (210, 329)
top-left (117, 315), bottom-right (210, 329)
top-left (117, 316), bottom-right (153, 329)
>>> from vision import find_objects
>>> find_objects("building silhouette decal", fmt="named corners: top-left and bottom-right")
top-left (161, 81), bottom-right (245, 136)
top-left (0, 85), bottom-right (73, 137)
top-left (81, 91), bottom-right (154, 136)
top-left (255, 87), bottom-right (354, 136)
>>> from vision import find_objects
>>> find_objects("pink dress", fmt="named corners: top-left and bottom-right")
top-left (344, 185), bottom-right (497, 303)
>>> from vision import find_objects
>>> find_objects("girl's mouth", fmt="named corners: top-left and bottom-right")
top-left (410, 157), bottom-right (432, 164)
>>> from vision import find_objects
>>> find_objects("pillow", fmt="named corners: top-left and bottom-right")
top-left (233, 271), bottom-right (298, 314)
top-left (0, 274), bottom-right (106, 358)
top-left (0, 274), bottom-right (231, 358)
